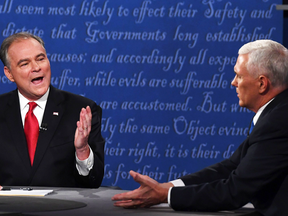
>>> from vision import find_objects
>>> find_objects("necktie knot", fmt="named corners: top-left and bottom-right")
top-left (28, 102), bottom-right (37, 112)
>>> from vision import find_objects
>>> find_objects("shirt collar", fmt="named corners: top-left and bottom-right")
top-left (253, 98), bottom-right (274, 125)
top-left (18, 88), bottom-right (50, 111)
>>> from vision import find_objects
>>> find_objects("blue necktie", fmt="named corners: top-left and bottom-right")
top-left (249, 121), bottom-right (254, 134)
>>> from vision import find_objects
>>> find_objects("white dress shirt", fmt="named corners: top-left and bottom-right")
top-left (18, 88), bottom-right (94, 176)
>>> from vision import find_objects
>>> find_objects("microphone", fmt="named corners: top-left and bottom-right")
top-left (40, 123), bottom-right (48, 132)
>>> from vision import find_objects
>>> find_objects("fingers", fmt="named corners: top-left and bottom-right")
top-left (81, 106), bottom-right (91, 132)
top-left (112, 170), bottom-right (157, 201)
top-left (129, 170), bottom-right (138, 180)
top-left (130, 170), bottom-right (147, 184)
top-left (112, 171), bottom-right (165, 208)
top-left (113, 199), bottom-right (145, 208)
top-left (131, 170), bottom-right (158, 189)
top-left (77, 106), bottom-right (92, 135)
top-left (112, 189), bottom-right (140, 201)
top-left (112, 171), bottom-right (156, 201)
top-left (75, 106), bottom-right (92, 150)
top-left (113, 200), bottom-right (133, 207)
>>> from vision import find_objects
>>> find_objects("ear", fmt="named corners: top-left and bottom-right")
top-left (258, 75), bottom-right (269, 94)
top-left (4, 66), bottom-right (15, 82)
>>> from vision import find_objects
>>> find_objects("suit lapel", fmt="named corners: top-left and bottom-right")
top-left (31, 86), bottom-right (65, 173)
top-left (4, 90), bottom-right (32, 172)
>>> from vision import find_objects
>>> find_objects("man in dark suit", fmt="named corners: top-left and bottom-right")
top-left (0, 32), bottom-right (104, 188)
top-left (112, 40), bottom-right (288, 215)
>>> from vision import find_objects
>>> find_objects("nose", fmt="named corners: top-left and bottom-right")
top-left (231, 75), bottom-right (237, 87)
top-left (31, 61), bottom-right (40, 72)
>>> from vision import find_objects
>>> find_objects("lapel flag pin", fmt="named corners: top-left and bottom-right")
top-left (53, 112), bottom-right (59, 116)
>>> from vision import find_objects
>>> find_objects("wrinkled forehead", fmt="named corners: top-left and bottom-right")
top-left (7, 38), bottom-right (46, 63)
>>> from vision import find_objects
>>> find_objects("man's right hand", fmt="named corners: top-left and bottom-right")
top-left (111, 170), bottom-right (174, 208)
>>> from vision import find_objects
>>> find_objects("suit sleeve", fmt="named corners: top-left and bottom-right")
top-left (170, 108), bottom-right (288, 211)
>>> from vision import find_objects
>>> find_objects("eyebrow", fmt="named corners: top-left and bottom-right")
top-left (16, 53), bottom-right (46, 66)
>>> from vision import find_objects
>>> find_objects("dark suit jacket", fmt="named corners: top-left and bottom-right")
top-left (0, 85), bottom-right (105, 188)
top-left (170, 89), bottom-right (288, 216)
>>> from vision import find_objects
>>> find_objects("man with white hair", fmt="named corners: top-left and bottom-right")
top-left (112, 40), bottom-right (288, 216)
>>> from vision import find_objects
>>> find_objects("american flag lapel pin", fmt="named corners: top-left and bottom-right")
top-left (53, 112), bottom-right (59, 116)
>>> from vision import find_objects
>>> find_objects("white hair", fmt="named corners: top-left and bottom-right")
top-left (238, 40), bottom-right (288, 88)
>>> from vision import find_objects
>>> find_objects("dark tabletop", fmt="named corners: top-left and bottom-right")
top-left (0, 187), bottom-right (257, 216)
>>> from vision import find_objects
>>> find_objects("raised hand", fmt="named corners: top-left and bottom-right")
top-left (74, 106), bottom-right (92, 160)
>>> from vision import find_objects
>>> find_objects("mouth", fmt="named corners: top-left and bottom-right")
top-left (235, 91), bottom-right (239, 97)
top-left (31, 76), bottom-right (44, 85)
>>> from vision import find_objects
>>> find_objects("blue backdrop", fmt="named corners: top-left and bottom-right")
top-left (0, 0), bottom-right (282, 189)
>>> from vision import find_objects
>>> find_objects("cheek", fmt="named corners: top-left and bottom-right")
top-left (43, 62), bottom-right (51, 70)
top-left (14, 71), bottom-right (29, 81)
top-left (238, 82), bottom-right (248, 92)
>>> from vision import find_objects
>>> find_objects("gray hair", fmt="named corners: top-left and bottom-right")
top-left (0, 32), bottom-right (45, 69)
top-left (238, 39), bottom-right (288, 88)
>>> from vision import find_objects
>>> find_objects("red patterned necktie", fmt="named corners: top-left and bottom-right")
top-left (24, 102), bottom-right (39, 165)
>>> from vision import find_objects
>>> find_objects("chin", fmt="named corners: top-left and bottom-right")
top-left (34, 87), bottom-right (49, 97)
top-left (38, 84), bottom-right (49, 91)
top-left (238, 101), bottom-right (245, 107)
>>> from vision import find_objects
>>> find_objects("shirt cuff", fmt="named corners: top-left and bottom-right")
top-left (75, 145), bottom-right (94, 176)
top-left (168, 179), bottom-right (185, 206)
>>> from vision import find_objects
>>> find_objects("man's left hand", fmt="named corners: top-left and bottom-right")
top-left (74, 106), bottom-right (92, 160)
